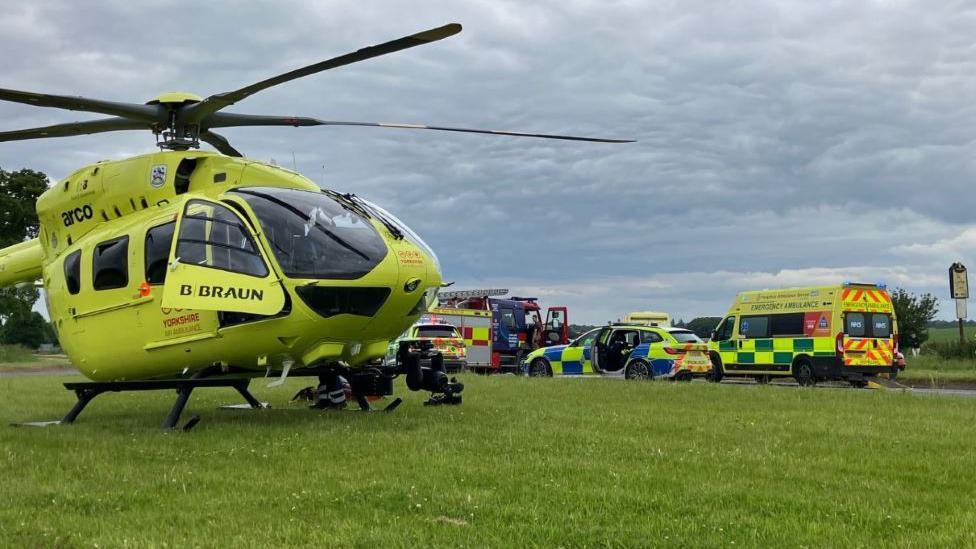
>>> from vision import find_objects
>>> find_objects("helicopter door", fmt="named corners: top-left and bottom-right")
top-left (161, 199), bottom-right (286, 315)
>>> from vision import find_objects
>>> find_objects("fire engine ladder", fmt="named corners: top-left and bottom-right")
top-left (437, 289), bottom-right (509, 300)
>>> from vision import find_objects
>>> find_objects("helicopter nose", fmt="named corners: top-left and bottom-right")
top-left (294, 285), bottom-right (393, 319)
top-left (289, 242), bottom-right (435, 321)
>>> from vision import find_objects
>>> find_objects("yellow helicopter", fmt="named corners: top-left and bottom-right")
top-left (0, 23), bottom-right (630, 426)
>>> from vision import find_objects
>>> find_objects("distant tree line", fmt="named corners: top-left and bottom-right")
top-left (928, 319), bottom-right (976, 328)
top-left (569, 317), bottom-right (723, 340)
top-left (568, 324), bottom-right (599, 338)
top-left (0, 167), bottom-right (57, 350)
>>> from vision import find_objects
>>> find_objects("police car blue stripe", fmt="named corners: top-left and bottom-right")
top-left (650, 359), bottom-right (674, 376)
top-left (562, 360), bottom-right (583, 375)
top-left (544, 347), bottom-right (565, 361)
top-left (633, 343), bottom-right (651, 357)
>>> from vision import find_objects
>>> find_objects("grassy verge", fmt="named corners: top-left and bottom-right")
top-left (899, 355), bottom-right (976, 386)
top-left (927, 326), bottom-right (976, 343)
top-left (0, 344), bottom-right (39, 364)
top-left (2, 374), bottom-right (975, 546)
top-left (0, 348), bottom-right (72, 371)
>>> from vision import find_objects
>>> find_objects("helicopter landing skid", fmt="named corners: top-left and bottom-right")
top-left (12, 378), bottom-right (266, 430)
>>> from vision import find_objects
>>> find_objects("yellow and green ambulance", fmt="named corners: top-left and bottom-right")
top-left (707, 283), bottom-right (899, 387)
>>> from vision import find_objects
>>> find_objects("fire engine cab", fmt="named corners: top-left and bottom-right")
top-left (438, 289), bottom-right (570, 373)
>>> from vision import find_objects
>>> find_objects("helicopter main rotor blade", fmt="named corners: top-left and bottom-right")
top-left (0, 117), bottom-right (150, 143)
top-left (207, 114), bottom-right (634, 143)
top-left (199, 130), bottom-right (243, 157)
top-left (0, 88), bottom-right (158, 121)
top-left (182, 23), bottom-right (462, 124)
top-left (206, 113), bottom-right (325, 128)
top-left (326, 121), bottom-right (636, 143)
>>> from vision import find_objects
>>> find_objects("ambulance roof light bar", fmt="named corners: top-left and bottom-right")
top-left (843, 281), bottom-right (887, 289)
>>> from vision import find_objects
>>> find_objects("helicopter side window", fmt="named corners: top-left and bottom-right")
top-left (92, 236), bottom-right (129, 291)
top-left (64, 250), bottom-right (81, 295)
top-left (145, 222), bottom-right (175, 285)
top-left (176, 201), bottom-right (268, 277)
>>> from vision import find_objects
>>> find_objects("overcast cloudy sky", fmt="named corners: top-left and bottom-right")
top-left (1, 0), bottom-right (973, 323)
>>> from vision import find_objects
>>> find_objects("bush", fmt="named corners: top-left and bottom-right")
top-left (0, 344), bottom-right (37, 363)
top-left (1, 311), bottom-right (50, 349)
top-left (924, 340), bottom-right (976, 360)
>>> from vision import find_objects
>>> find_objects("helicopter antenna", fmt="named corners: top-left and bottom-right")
top-left (0, 23), bottom-right (633, 157)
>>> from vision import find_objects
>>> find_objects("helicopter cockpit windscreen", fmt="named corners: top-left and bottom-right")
top-left (355, 197), bottom-right (440, 272)
top-left (230, 187), bottom-right (387, 280)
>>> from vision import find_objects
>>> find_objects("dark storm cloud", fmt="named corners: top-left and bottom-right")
top-left (1, 1), bottom-right (973, 322)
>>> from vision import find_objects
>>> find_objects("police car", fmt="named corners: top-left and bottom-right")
top-left (521, 323), bottom-right (713, 380)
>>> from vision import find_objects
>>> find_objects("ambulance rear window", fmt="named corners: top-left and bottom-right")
top-left (871, 314), bottom-right (891, 338)
top-left (845, 313), bottom-right (866, 337)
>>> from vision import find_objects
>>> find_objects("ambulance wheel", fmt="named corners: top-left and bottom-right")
top-left (625, 359), bottom-right (652, 380)
top-left (793, 359), bottom-right (816, 387)
top-left (528, 358), bottom-right (552, 377)
top-left (707, 353), bottom-right (724, 383)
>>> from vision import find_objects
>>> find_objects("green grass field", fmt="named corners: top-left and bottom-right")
top-left (899, 356), bottom-right (976, 385)
top-left (898, 327), bottom-right (976, 385)
top-left (0, 344), bottom-right (40, 365)
top-left (2, 374), bottom-right (975, 547)
top-left (927, 326), bottom-right (976, 343)
top-left (0, 350), bottom-right (72, 372)
top-left (898, 355), bottom-right (976, 386)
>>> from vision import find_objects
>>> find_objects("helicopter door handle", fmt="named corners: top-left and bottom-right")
top-left (168, 257), bottom-right (181, 271)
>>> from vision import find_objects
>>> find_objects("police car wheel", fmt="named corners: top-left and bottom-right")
top-left (793, 360), bottom-right (815, 387)
top-left (529, 358), bottom-right (552, 377)
top-left (625, 359), bottom-right (651, 380)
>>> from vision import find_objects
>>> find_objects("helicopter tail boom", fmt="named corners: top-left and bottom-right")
top-left (0, 238), bottom-right (43, 288)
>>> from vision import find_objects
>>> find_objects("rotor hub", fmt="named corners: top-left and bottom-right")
top-left (146, 91), bottom-right (203, 106)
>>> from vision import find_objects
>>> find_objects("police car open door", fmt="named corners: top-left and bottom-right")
top-left (161, 199), bottom-right (286, 315)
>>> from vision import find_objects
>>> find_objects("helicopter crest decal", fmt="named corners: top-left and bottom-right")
top-left (150, 165), bottom-right (167, 188)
